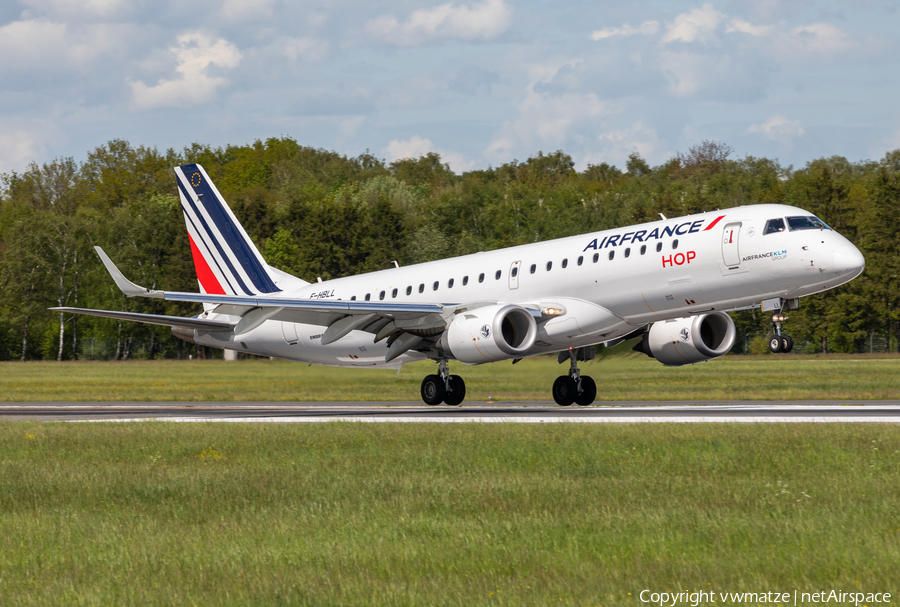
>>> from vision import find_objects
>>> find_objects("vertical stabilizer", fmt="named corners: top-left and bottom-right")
top-left (175, 164), bottom-right (283, 296)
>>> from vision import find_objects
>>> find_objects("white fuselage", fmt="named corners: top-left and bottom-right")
top-left (192, 204), bottom-right (864, 366)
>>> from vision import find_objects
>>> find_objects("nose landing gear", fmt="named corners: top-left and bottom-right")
top-left (553, 347), bottom-right (597, 406)
top-left (421, 359), bottom-right (467, 406)
top-left (768, 312), bottom-right (794, 353)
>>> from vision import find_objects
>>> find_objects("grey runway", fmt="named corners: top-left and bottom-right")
top-left (2, 400), bottom-right (900, 422)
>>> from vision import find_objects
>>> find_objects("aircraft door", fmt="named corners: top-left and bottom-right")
top-left (722, 222), bottom-right (742, 268)
top-left (281, 321), bottom-right (299, 345)
top-left (508, 260), bottom-right (521, 289)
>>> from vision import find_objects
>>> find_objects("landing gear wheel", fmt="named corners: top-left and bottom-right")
top-left (781, 335), bottom-right (794, 353)
top-left (421, 374), bottom-right (445, 406)
top-left (575, 376), bottom-right (597, 406)
top-left (552, 376), bottom-right (577, 406)
top-left (443, 375), bottom-right (466, 406)
top-left (768, 335), bottom-right (783, 353)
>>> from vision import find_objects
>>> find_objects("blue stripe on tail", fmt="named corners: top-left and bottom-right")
top-left (179, 164), bottom-right (281, 294)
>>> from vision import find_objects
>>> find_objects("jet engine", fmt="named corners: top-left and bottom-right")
top-left (634, 312), bottom-right (736, 366)
top-left (443, 304), bottom-right (537, 364)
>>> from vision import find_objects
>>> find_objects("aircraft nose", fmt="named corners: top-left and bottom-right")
top-left (833, 244), bottom-right (865, 278)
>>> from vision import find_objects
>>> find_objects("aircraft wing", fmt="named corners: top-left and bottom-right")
top-left (85, 246), bottom-right (447, 339)
top-left (48, 307), bottom-right (235, 331)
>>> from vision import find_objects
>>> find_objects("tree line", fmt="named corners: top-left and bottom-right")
top-left (1, 137), bottom-right (898, 361)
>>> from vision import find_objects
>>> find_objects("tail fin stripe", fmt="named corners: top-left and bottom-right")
top-left (188, 233), bottom-right (226, 295)
top-left (180, 192), bottom-right (241, 296)
top-left (182, 208), bottom-right (237, 295)
top-left (177, 165), bottom-right (281, 294)
top-left (178, 181), bottom-right (255, 296)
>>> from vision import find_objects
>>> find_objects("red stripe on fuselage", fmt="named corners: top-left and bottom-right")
top-left (188, 234), bottom-right (226, 295)
top-left (704, 215), bottom-right (726, 231)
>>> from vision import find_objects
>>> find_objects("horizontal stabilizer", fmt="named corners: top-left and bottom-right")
top-left (50, 307), bottom-right (235, 331)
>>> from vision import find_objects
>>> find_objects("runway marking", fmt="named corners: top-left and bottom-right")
top-left (76, 415), bottom-right (900, 424)
top-left (6, 403), bottom-right (900, 423)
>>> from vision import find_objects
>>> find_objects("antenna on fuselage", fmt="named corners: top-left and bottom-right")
top-left (659, 213), bottom-right (667, 220)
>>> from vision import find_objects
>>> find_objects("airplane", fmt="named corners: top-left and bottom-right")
top-left (53, 163), bottom-right (866, 406)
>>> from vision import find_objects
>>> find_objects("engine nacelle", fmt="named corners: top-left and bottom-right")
top-left (445, 304), bottom-right (537, 363)
top-left (636, 312), bottom-right (736, 366)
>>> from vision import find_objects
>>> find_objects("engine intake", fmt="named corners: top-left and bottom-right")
top-left (445, 304), bottom-right (537, 363)
top-left (635, 312), bottom-right (736, 366)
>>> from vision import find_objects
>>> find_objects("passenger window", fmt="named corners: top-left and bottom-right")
top-left (433, 281), bottom-right (439, 291)
top-left (609, 251), bottom-right (615, 260)
top-left (365, 293), bottom-right (371, 301)
top-left (511, 267), bottom-right (518, 278)
top-left (448, 278), bottom-right (454, 288)
top-left (764, 218), bottom-right (786, 235)
top-left (562, 258), bottom-right (568, 269)
top-left (406, 286), bottom-right (412, 296)
top-left (640, 245), bottom-right (646, 255)
top-left (546, 261), bottom-right (552, 271)
top-left (351, 295), bottom-right (357, 301)
top-left (392, 288), bottom-right (398, 298)
top-left (379, 290), bottom-right (385, 300)
top-left (418, 284), bottom-right (424, 293)
top-left (593, 253), bottom-right (599, 263)
top-left (577, 256), bottom-right (583, 266)
top-left (624, 247), bottom-right (631, 258)
top-left (672, 239), bottom-right (678, 250)
top-left (478, 273), bottom-right (485, 283)
top-left (495, 270), bottom-right (501, 280)
top-left (656, 242), bottom-right (662, 252)
top-left (530, 264), bottom-right (536, 274)
top-left (463, 276), bottom-right (469, 286)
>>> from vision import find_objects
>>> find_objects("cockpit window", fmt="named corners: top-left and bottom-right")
top-left (787, 216), bottom-right (831, 231)
top-left (764, 218), bottom-right (786, 235)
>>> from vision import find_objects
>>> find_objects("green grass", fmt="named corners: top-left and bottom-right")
top-left (1, 354), bottom-right (899, 402)
top-left (1, 422), bottom-right (898, 605)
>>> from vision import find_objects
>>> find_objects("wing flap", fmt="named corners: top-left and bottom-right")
top-left (50, 307), bottom-right (235, 331)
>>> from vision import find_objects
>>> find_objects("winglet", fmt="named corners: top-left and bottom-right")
top-left (94, 246), bottom-right (164, 299)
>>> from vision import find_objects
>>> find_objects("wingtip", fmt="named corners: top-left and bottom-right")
top-left (93, 247), bottom-right (163, 299)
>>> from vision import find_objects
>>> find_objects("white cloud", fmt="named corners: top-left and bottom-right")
top-left (365, 0), bottom-right (512, 47)
top-left (593, 121), bottom-right (663, 164)
top-left (382, 135), bottom-right (474, 173)
top-left (789, 23), bottom-right (853, 54)
top-left (0, 19), bottom-right (125, 76)
top-left (484, 90), bottom-right (611, 162)
top-left (725, 19), bottom-right (774, 37)
top-left (130, 32), bottom-right (242, 110)
top-left (0, 128), bottom-right (46, 175)
top-left (19, 0), bottom-right (127, 19)
top-left (591, 21), bottom-right (659, 41)
top-left (747, 114), bottom-right (805, 144)
top-left (661, 3), bottom-right (724, 44)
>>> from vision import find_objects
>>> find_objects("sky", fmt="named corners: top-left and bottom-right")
top-left (1, 0), bottom-right (898, 176)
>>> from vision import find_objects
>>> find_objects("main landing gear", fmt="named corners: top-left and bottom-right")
top-left (421, 359), bottom-right (467, 406)
top-left (768, 312), bottom-right (794, 353)
top-left (552, 347), bottom-right (597, 406)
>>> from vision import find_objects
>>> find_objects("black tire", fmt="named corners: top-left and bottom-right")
top-left (768, 335), bottom-right (783, 353)
top-left (443, 375), bottom-right (466, 406)
top-left (552, 376), bottom-right (577, 406)
top-left (781, 335), bottom-right (794, 353)
top-left (575, 376), bottom-right (597, 406)
top-left (421, 374), bottom-right (445, 406)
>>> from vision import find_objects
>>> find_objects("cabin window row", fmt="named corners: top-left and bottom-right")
top-left (349, 240), bottom-right (680, 300)
top-left (351, 269), bottom-right (504, 301)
